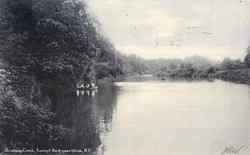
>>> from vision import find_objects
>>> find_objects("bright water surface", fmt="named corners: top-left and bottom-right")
top-left (56, 79), bottom-right (250, 155)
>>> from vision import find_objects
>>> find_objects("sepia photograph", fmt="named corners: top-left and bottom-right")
top-left (0, 0), bottom-right (249, 155)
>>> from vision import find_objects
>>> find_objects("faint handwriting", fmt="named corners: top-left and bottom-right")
top-left (221, 145), bottom-right (247, 155)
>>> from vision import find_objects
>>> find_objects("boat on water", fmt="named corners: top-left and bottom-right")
top-left (76, 81), bottom-right (98, 96)
top-left (76, 81), bottom-right (98, 91)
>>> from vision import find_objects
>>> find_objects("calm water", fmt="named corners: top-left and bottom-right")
top-left (53, 80), bottom-right (250, 155)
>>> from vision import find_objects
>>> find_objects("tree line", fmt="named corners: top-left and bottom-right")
top-left (117, 48), bottom-right (250, 80)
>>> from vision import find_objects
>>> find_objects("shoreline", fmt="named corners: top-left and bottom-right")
top-left (213, 68), bottom-right (250, 85)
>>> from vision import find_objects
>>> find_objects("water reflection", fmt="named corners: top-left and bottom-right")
top-left (3, 80), bottom-right (250, 155)
top-left (56, 86), bottom-right (117, 151)
top-left (76, 90), bottom-right (98, 96)
top-left (41, 84), bottom-right (118, 155)
top-left (102, 80), bottom-right (250, 155)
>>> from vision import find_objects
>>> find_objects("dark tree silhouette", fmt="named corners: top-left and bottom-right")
top-left (244, 46), bottom-right (250, 67)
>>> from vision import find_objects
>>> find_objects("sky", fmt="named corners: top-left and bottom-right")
top-left (86, 0), bottom-right (250, 60)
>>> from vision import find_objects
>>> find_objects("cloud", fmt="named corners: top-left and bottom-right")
top-left (86, 0), bottom-right (250, 60)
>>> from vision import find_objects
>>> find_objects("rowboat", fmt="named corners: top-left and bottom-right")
top-left (76, 82), bottom-right (98, 90)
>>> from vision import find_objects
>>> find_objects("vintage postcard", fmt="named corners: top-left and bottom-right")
top-left (0, 0), bottom-right (249, 155)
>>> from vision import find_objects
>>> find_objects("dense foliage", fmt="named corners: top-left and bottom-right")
top-left (0, 0), bottom-right (120, 151)
top-left (0, 0), bottom-right (121, 94)
top-left (219, 58), bottom-right (245, 70)
top-left (244, 46), bottom-right (250, 67)
top-left (119, 51), bottom-right (250, 81)
top-left (119, 54), bottom-right (148, 75)
top-left (117, 55), bottom-right (217, 79)
top-left (212, 47), bottom-right (250, 84)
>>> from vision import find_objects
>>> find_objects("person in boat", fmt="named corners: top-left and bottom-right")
top-left (91, 81), bottom-right (96, 88)
top-left (84, 81), bottom-right (97, 89)
top-left (80, 83), bottom-right (85, 89)
top-left (77, 79), bottom-right (98, 90)
top-left (85, 83), bottom-right (90, 89)
top-left (76, 82), bottom-right (84, 89)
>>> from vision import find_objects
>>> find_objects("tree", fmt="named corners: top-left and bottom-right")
top-left (244, 46), bottom-right (250, 67)
top-left (221, 58), bottom-right (234, 70)
top-left (0, 0), bottom-right (121, 150)
top-left (0, 0), bottom-right (120, 100)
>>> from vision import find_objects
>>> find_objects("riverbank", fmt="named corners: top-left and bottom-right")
top-left (152, 68), bottom-right (250, 85)
top-left (213, 68), bottom-right (250, 85)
